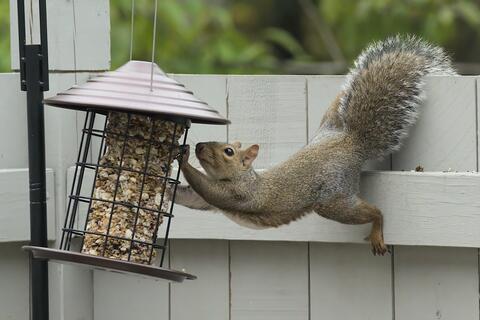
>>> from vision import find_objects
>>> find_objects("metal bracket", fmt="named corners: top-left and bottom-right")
top-left (17, 0), bottom-right (49, 91)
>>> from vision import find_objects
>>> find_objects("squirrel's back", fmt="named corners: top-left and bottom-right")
top-left (339, 35), bottom-right (456, 158)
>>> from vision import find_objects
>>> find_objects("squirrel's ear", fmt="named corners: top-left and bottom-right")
top-left (243, 144), bottom-right (259, 167)
top-left (232, 141), bottom-right (242, 149)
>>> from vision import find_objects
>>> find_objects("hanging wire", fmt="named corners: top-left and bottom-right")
top-left (28, 0), bottom-right (34, 44)
top-left (129, 0), bottom-right (135, 60)
top-left (72, 0), bottom-right (78, 84)
top-left (150, 0), bottom-right (159, 92)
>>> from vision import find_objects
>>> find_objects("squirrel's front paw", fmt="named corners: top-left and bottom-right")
top-left (178, 145), bottom-right (190, 166)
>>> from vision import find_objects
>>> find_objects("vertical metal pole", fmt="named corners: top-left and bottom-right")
top-left (25, 45), bottom-right (49, 320)
top-left (18, 0), bottom-right (50, 319)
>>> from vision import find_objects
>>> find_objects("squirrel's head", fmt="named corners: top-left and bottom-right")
top-left (195, 141), bottom-right (259, 180)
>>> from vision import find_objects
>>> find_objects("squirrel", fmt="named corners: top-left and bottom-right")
top-left (175, 35), bottom-right (456, 255)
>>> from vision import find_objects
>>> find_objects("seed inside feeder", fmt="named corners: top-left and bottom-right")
top-left (82, 112), bottom-right (184, 264)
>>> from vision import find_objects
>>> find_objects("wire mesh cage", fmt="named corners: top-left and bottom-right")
top-left (24, 61), bottom-right (229, 281)
top-left (60, 111), bottom-right (188, 267)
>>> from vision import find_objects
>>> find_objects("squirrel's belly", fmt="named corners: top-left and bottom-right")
top-left (222, 212), bottom-right (270, 230)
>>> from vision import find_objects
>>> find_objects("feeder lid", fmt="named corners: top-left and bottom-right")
top-left (43, 60), bottom-right (229, 125)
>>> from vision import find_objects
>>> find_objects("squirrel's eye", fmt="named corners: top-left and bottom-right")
top-left (224, 147), bottom-right (234, 156)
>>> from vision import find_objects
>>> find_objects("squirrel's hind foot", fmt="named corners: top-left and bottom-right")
top-left (365, 233), bottom-right (388, 256)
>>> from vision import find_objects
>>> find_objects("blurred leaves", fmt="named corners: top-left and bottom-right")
top-left (0, 0), bottom-right (10, 72)
top-left (111, 0), bottom-right (297, 73)
top-left (318, 0), bottom-right (480, 62)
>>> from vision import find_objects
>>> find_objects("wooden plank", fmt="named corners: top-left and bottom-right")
top-left (170, 75), bottom-right (228, 143)
top-left (394, 246), bottom-right (479, 320)
top-left (0, 73), bottom-right (88, 169)
top-left (310, 243), bottom-right (392, 320)
top-left (360, 171), bottom-right (480, 247)
top-left (393, 76), bottom-right (477, 171)
top-left (0, 243), bottom-right (30, 320)
top-left (10, 0), bottom-right (109, 71)
top-left (61, 263), bottom-right (94, 320)
top-left (230, 241), bottom-right (309, 320)
top-left (227, 75), bottom-right (307, 168)
top-left (477, 77), bottom-right (480, 172)
top-left (0, 73), bottom-right (28, 168)
top-left (307, 75), bottom-right (390, 170)
top-left (0, 168), bottom-right (56, 242)
top-left (171, 171), bottom-right (480, 247)
top-left (93, 252), bottom-right (170, 320)
top-left (170, 240), bottom-right (229, 320)
top-left (73, 0), bottom-right (110, 71)
top-left (71, 166), bottom-right (480, 247)
top-left (391, 76), bottom-right (479, 320)
top-left (306, 75), bottom-right (345, 141)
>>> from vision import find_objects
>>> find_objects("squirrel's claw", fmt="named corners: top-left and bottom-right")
top-left (177, 145), bottom-right (190, 166)
top-left (366, 233), bottom-right (389, 256)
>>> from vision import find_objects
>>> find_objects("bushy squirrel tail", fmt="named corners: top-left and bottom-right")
top-left (340, 35), bottom-right (456, 159)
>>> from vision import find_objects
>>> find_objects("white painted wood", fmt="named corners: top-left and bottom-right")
top-left (306, 75), bottom-right (345, 141)
top-left (10, 0), bottom-right (110, 71)
top-left (360, 171), bottom-right (480, 247)
top-left (66, 166), bottom-right (477, 247)
top-left (390, 76), bottom-right (479, 320)
top-left (0, 73), bottom-right (28, 168)
top-left (73, 0), bottom-right (110, 71)
top-left (0, 73), bottom-right (89, 169)
top-left (170, 75), bottom-right (228, 142)
top-left (61, 263), bottom-right (94, 320)
top-left (93, 252), bottom-right (170, 320)
top-left (394, 246), bottom-right (479, 320)
top-left (170, 240), bottom-right (229, 320)
top-left (0, 168), bottom-right (55, 242)
top-left (227, 75), bottom-right (307, 168)
top-left (477, 77), bottom-right (480, 172)
top-left (230, 241), bottom-right (309, 320)
top-left (310, 243), bottom-right (392, 320)
top-left (172, 171), bottom-right (480, 247)
top-left (0, 243), bottom-right (30, 320)
top-left (306, 75), bottom-right (390, 170)
top-left (393, 76), bottom-right (477, 171)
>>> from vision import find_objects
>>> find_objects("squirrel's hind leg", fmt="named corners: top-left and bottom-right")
top-left (314, 196), bottom-right (388, 256)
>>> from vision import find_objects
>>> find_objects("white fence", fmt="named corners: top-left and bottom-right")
top-left (1, 1), bottom-right (480, 320)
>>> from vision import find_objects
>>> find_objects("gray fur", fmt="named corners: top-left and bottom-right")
top-left (339, 35), bottom-right (456, 158)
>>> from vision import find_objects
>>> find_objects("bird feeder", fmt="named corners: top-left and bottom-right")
top-left (24, 61), bottom-right (229, 282)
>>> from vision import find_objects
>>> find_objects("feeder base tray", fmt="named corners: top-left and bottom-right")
top-left (23, 246), bottom-right (196, 282)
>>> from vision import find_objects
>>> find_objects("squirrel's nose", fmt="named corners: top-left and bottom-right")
top-left (196, 143), bottom-right (205, 153)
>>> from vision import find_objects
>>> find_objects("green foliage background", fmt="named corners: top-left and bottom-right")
top-left (1, 0), bottom-right (480, 74)
top-left (0, 0), bottom-right (10, 72)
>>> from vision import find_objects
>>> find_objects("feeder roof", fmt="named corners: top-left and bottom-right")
top-left (43, 61), bottom-right (229, 125)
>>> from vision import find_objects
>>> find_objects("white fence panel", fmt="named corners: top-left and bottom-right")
top-left (0, 168), bottom-right (55, 242)
top-left (170, 240), bottom-right (229, 320)
top-left (227, 75), bottom-right (307, 168)
top-left (0, 243), bottom-right (30, 320)
top-left (9, 0), bottom-right (110, 71)
top-left (93, 264), bottom-right (170, 320)
top-left (392, 76), bottom-right (477, 171)
top-left (310, 243), bottom-right (393, 320)
top-left (394, 246), bottom-right (479, 320)
top-left (230, 241), bottom-right (309, 320)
